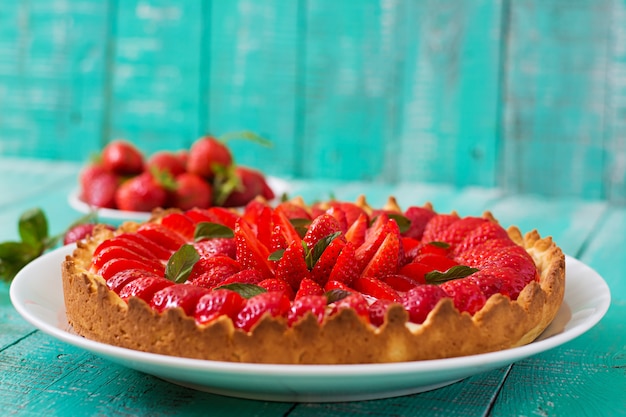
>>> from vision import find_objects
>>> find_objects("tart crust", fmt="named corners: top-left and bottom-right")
top-left (61, 213), bottom-right (566, 364)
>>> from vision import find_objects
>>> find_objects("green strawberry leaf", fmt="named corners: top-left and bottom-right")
top-left (18, 208), bottom-right (48, 250)
top-left (212, 164), bottom-right (240, 206)
top-left (194, 222), bottom-right (234, 241)
top-left (305, 231), bottom-right (341, 270)
top-left (425, 265), bottom-right (479, 284)
top-left (149, 165), bottom-right (178, 191)
top-left (165, 244), bottom-right (200, 283)
top-left (216, 283), bottom-right (267, 299)
top-left (370, 213), bottom-right (411, 234)
top-left (427, 241), bottom-right (451, 249)
top-left (325, 289), bottom-right (351, 304)
top-left (218, 131), bottom-right (273, 147)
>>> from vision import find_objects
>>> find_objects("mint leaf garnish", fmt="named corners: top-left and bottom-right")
top-left (425, 265), bottom-right (479, 284)
top-left (165, 244), bottom-right (200, 283)
top-left (305, 231), bottom-right (341, 270)
top-left (216, 283), bottom-right (267, 299)
top-left (325, 289), bottom-right (351, 304)
top-left (194, 222), bottom-right (234, 241)
top-left (268, 248), bottom-right (285, 261)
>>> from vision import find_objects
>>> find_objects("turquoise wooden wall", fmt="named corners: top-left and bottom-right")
top-left (0, 0), bottom-right (625, 202)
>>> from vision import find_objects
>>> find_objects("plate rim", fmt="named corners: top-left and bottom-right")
top-left (9, 245), bottom-right (611, 401)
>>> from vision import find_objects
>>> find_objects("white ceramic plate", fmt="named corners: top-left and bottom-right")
top-left (10, 247), bottom-right (610, 403)
top-left (68, 176), bottom-right (291, 223)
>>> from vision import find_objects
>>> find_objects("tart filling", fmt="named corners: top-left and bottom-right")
top-left (62, 197), bottom-right (565, 364)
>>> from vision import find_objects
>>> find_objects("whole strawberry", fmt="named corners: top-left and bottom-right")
top-left (79, 164), bottom-right (119, 208)
top-left (170, 173), bottom-right (213, 210)
top-left (63, 223), bottom-right (114, 245)
top-left (187, 136), bottom-right (233, 179)
top-left (102, 140), bottom-right (144, 175)
top-left (222, 166), bottom-right (273, 207)
top-left (146, 151), bottom-right (187, 177)
top-left (115, 172), bottom-right (168, 212)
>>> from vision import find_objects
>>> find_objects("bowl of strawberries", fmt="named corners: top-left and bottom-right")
top-left (69, 134), bottom-right (288, 222)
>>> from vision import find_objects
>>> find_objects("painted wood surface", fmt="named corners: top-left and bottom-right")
top-left (1, 1), bottom-right (625, 201)
top-left (0, 157), bottom-right (624, 416)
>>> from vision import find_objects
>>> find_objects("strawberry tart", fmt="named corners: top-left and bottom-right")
top-left (61, 196), bottom-right (565, 364)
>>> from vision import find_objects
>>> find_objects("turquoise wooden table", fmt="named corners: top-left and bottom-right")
top-left (1, 157), bottom-right (624, 416)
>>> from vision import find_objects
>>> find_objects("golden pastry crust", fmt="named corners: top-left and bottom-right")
top-left (61, 211), bottom-right (565, 364)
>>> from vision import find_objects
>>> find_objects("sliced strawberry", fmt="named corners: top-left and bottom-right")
top-left (310, 238), bottom-right (345, 287)
top-left (193, 238), bottom-right (236, 259)
top-left (344, 213), bottom-right (368, 247)
top-left (234, 219), bottom-right (274, 280)
top-left (295, 277), bottom-right (324, 299)
top-left (205, 207), bottom-right (239, 229)
top-left (218, 269), bottom-right (265, 286)
top-left (187, 255), bottom-right (242, 288)
top-left (360, 225), bottom-right (400, 280)
top-left (185, 208), bottom-right (218, 224)
top-left (452, 221), bottom-right (511, 256)
top-left (416, 241), bottom-right (450, 258)
top-left (382, 273), bottom-right (421, 292)
top-left (160, 212), bottom-right (196, 240)
top-left (325, 206), bottom-right (348, 233)
top-left (333, 201), bottom-right (368, 228)
top-left (401, 285), bottom-right (447, 324)
top-left (194, 289), bottom-right (245, 325)
top-left (137, 223), bottom-right (187, 252)
top-left (93, 235), bottom-right (160, 261)
top-left (355, 213), bottom-right (389, 271)
top-left (106, 268), bottom-right (161, 293)
top-left (118, 275), bottom-right (174, 303)
top-left (242, 201), bottom-right (273, 250)
top-left (421, 213), bottom-right (460, 244)
top-left (414, 253), bottom-right (458, 272)
top-left (98, 257), bottom-right (165, 281)
top-left (150, 284), bottom-right (210, 315)
top-left (368, 299), bottom-right (393, 327)
top-left (330, 293), bottom-right (369, 322)
top-left (454, 238), bottom-right (516, 267)
top-left (324, 279), bottom-right (352, 292)
top-left (257, 278), bottom-right (295, 299)
top-left (274, 239), bottom-right (311, 291)
top-left (440, 279), bottom-right (487, 315)
top-left (327, 241), bottom-right (359, 285)
top-left (432, 216), bottom-right (488, 249)
top-left (303, 214), bottom-right (343, 248)
top-left (402, 206), bottom-right (436, 240)
top-left (287, 294), bottom-right (327, 326)
top-left (114, 232), bottom-right (173, 260)
top-left (401, 237), bottom-right (420, 262)
top-left (92, 245), bottom-right (165, 272)
top-left (274, 201), bottom-right (312, 221)
top-left (397, 262), bottom-right (434, 285)
top-left (235, 291), bottom-right (291, 332)
top-left (351, 276), bottom-right (401, 302)
top-left (269, 210), bottom-right (303, 251)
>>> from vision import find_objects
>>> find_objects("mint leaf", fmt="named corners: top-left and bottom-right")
top-left (427, 241), bottom-right (451, 249)
top-left (216, 283), bottom-right (267, 299)
top-left (18, 208), bottom-right (48, 250)
top-left (305, 231), bottom-right (341, 270)
top-left (194, 222), bottom-right (234, 241)
top-left (425, 265), bottom-right (479, 284)
top-left (268, 248), bottom-right (285, 261)
top-left (386, 213), bottom-right (411, 234)
top-left (325, 289), bottom-right (351, 304)
top-left (165, 244), bottom-right (200, 283)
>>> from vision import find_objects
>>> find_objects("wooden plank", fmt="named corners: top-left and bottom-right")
top-left (396, 0), bottom-right (502, 187)
top-left (0, 0), bottom-right (110, 160)
top-left (108, 0), bottom-right (204, 154)
top-left (500, 0), bottom-right (611, 199)
top-left (205, 0), bottom-right (300, 179)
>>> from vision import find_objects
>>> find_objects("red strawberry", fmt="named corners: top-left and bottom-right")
top-left (397, 262), bottom-right (434, 285)
top-left (137, 223), bottom-right (187, 251)
top-left (401, 285), bottom-right (447, 324)
top-left (92, 245), bottom-right (163, 271)
top-left (351, 276), bottom-right (401, 302)
top-left (415, 241), bottom-right (449, 258)
top-left (440, 279), bottom-right (487, 315)
top-left (187, 255), bottom-right (242, 288)
top-left (193, 238), bottom-right (236, 259)
top-left (242, 200), bottom-right (273, 249)
top-left (402, 206), bottom-right (436, 240)
top-left (413, 253), bottom-right (458, 272)
top-left (479, 245), bottom-right (538, 285)
top-left (310, 238), bottom-right (345, 287)
top-left (161, 212), bottom-right (196, 240)
top-left (106, 268), bottom-right (161, 293)
top-left (269, 210), bottom-right (302, 251)
top-left (454, 238), bottom-right (516, 267)
top-left (421, 213), bottom-right (460, 243)
top-left (432, 216), bottom-right (488, 249)
top-left (218, 269), bottom-right (265, 286)
top-left (170, 173), bottom-right (213, 210)
top-left (330, 293), bottom-right (369, 322)
top-left (382, 273), bottom-right (421, 292)
top-left (234, 219), bottom-right (274, 280)
top-left (360, 225), bottom-right (400, 280)
top-left (295, 277), bottom-right (324, 299)
top-left (150, 284), bottom-right (210, 315)
top-left (302, 213), bottom-right (343, 249)
top-left (80, 165), bottom-right (119, 209)
top-left (93, 235), bottom-right (157, 260)
top-left (235, 291), bottom-right (291, 332)
top-left (332, 201), bottom-right (368, 228)
top-left (194, 289), bottom-right (246, 325)
top-left (222, 166), bottom-right (271, 208)
top-left (452, 221), bottom-right (511, 256)
top-left (187, 136), bottom-right (233, 179)
top-left (344, 213), bottom-right (368, 247)
top-left (355, 214), bottom-right (390, 271)
top-left (258, 278), bottom-right (295, 299)
top-left (468, 266), bottom-right (528, 300)
top-left (368, 299), bottom-right (393, 327)
top-left (113, 232), bottom-right (173, 260)
top-left (274, 239), bottom-right (311, 291)
top-left (118, 275), bottom-right (173, 303)
top-left (327, 241), bottom-right (359, 285)
top-left (115, 172), bottom-right (168, 212)
top-left (324, 279), bottom-right (352, 292)
top-left (325, 206), bottom-right (348, 233)
top-left (102, 140), bottom-right (144, 175)
top-left (146, 151), bottom-right (186, 177)
top-left (64, 223), bottom-right (114, 245)
top-left (274, 202), bottom-right (312, 221)
top-left (287, 294), bottom-right (327, 326)
top-left (205, 207), bottom-right (239, 229)
top-left (98, 257), bottom-right (165, 281)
